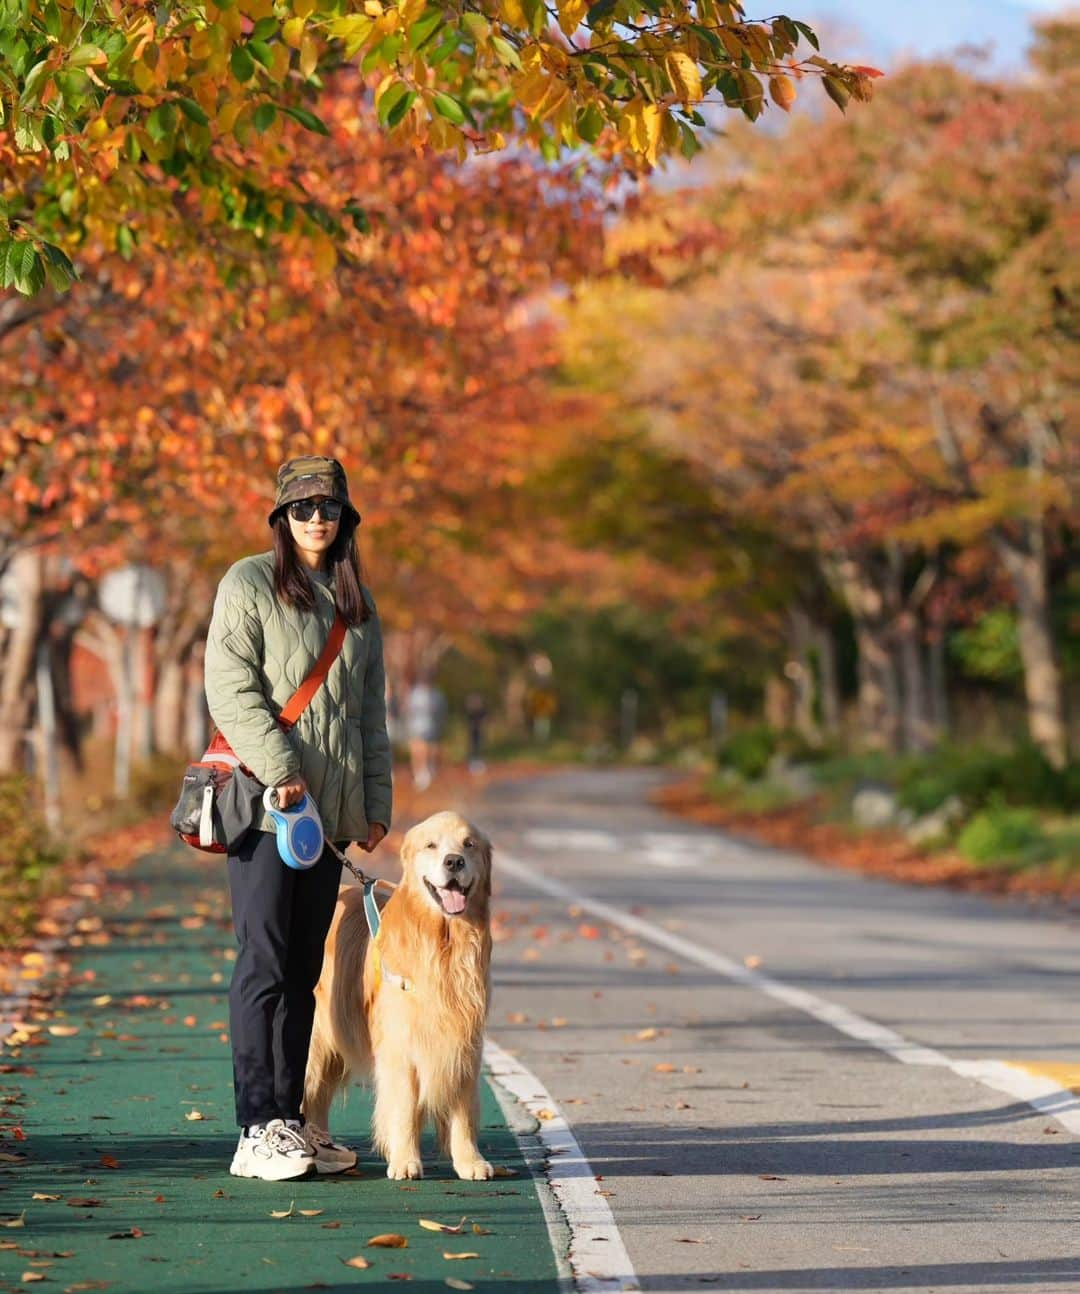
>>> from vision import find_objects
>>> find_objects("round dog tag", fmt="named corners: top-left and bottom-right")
top-left (263, 787), bottom-right (325, 870)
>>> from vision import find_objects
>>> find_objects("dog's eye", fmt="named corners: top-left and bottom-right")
top-left (425, 841), bottom-right (437, 850)
top-left (463, 838), bottom-right (474, 848)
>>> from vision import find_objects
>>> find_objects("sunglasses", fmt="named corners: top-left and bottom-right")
top-left (287, 498), bottom-right (344, 523)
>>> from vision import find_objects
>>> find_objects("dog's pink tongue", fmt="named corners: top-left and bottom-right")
top-left (438, 887), bottom-right (467, 914)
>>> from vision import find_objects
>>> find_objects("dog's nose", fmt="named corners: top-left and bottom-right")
top-left (444, 854), bottom-right (466, 874)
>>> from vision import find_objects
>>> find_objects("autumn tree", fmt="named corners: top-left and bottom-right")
top-left (0, 1), bottom-right (878, 292)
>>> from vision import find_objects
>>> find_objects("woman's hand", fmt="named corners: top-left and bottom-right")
top-left (358, 822), bottom-right (387, 853)
top-left (275, 775), bottom-right (308, 809)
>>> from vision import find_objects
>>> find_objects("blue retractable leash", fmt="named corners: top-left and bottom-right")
top-left (261, 787), bottom-right (409, 990)
top-left (262, 786), bottom-right (326, 869)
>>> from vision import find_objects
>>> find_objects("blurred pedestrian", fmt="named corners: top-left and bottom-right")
top-left (465, 691), bottom-right (488, 774)
top-left (405, 677), bottom-right (446, 790)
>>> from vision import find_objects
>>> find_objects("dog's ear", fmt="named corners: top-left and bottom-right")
top-left (398, 825), bottom-right (418, 879)
top-left (477, 830), bottom-right (493, 901)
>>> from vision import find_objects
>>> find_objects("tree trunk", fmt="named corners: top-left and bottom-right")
top-left (896, 609), bottom-right (935, 753)
top-left (154, 656), bottom-right (187, 755)
top-left (823, 552), bottom-right (901, 753)
top-left (0, 550), bottom-right (45, 773)
top-left (813, 622), bottom-right (841, 738)
top-left (787, 607), bottom-right (821, 746)
top-left (927, 629), bottom-right (950, 738)
top-left (995, 526), bottom-right (1068, 768)
top-left (764, 674), bottom-right (792, 731)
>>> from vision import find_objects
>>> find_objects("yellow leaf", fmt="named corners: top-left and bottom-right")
top-left (401, 0), bottom-right (426, 25)
top-left (556, 0), bottom-right (588, 38)
top-left (498, 0), bottom-right (527, 28)
top-left (48, 1025), bottom-right (79, 1037)
top-left (270, 1202), bottom-right (295, 1219)
top-left (420, 1217), bottom-right (467, 1233)
top-left (367, 1233), bottom-right (408, 1247)
top-left (666, 51), bottom-right (702, 103)
top-left (21, 1272), bottom-right (44, 1283)
top-left (31, 1194), bottom-right (61, 1201)
top-left (445, 1281), bottom-right (474, 1292)
top-left (299, 34), bottom-right (318, 78)
top-left (343, 1255), bottom-right (371, 1269)
top-left (184, 1110), bottom-right (206, 1121)
top-left (622, 100), bottom-right (662, 165)
top-left (297, 1209), bottom-right (323, 1217)
top-left (443, 1251), bottom-right (481, 1260)
top-left (282, 16), bottom-right (305, 47)
top-left (1, 1213), bottom-right (26, 1228)
top-left (768, 74), bottom-right (796, 111)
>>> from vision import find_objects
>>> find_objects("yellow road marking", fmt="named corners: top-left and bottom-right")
top-left (1008, 1062), bottom-right (1080, 1095)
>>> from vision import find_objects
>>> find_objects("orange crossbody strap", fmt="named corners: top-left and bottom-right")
top-left (278, 613), bottom-right (348, 730)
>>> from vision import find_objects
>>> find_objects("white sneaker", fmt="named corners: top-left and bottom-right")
top-left (299, 1121), bottom-right (358, 1174)
top-left (229, 1118), bottom-right (316, 1181)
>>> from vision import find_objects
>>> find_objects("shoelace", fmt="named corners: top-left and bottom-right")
top-left (306, 1124), bottom-right (338, 1148)
top-left (266, 1123), bottom-right (308, 1154)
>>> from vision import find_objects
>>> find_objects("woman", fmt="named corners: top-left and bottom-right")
top-left (204, 456), bottom-right (392, 1182)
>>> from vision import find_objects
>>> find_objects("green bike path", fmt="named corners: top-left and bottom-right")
top-left (0, 847), bottom-right (562, 1294)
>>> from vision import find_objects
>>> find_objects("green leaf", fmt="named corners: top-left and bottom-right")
top-left (41, 240), bottom-right (77, 291)
top-left (253, 102), bottom-right (276, 133)
top-left (68, 43), bottom-right (106, 67)
top-left (377, 79), bottom-right (410, 126)
top-left (115, 224), bottom-right (135, 260)
top-left (146, 102), bottom-right (178, 142)
top-left (177, 97), bottom-right (209, 125)
top-left (432, 91), bottom-right (465, 125)
top-left (678, 120), bottom-right (700, 160)
top-left (385, 88), bottom-right (415, 128)
top-left (248, 40), bottom-right (274, 70)
top-left (20, 59), bottom-right (51, 105)
top-left (576, 103), bottom-right (605, 144)
top-left (461, 12), bottom-right (489, 44)
top-left (230, 44), bottom-right (255, 81)
top-left (250, 17), bottom-right (277, 41)
top-left (793, 19), bottom-right (820, 51)
top-left (822, 73), bottom-right (850, 111)
top-left (407, 7), bottom-right (443, 51)
top-left (280, 104), bottom-right (329, 135)
top-left (491, 35), bottom-right (521, 70)
top-left (344, 202), bottom-right (370, 234)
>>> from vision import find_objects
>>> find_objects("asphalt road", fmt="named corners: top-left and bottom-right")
top-left (454, 767), bottom-right (1080, 1294)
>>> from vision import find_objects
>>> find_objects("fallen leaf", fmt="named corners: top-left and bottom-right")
top-left (744, 955), bottom-right (762, 969)
top-left (183, 1016), bottom-right (197, 1028)
top-left (297, 1209), bottom-right (323, 1217)
top-left (739, 1214), bottom-right (762, 1222)
top-left (577, 924), bottom-right (600, 939)
top-left (48, 1026), bottom-right (79, 1037)
top-left (21, 1272), bottom-right (44, 1283)
top-left (505, 1012), bottom-right (527, 1024)
top-left (153, 1195), bottom-right (165, 1204)
top-left (211, 1190), bottom-right (227, 1199)
top-left (107, 1228), bottom-right (144, 1239)
top-left (62, 1283), bottom-right (110, 1292)
top-left (91, 996), bottom-right (112, 1007)
top-left (471, 1224), bottom-right (492, 1235)
top-left (388, 1274), bottom-right (412, 1281)
top-left (492, 1166), bottom-right (517, 1178)
top-left (683, 1065), bottom-right (701, 1074)
top-left (445, 1281), bottom-right (474, 1291)
top-left (442, 1251), bottom-right (480, 1260)
top-left (535, 1108), bottom-right (556, 1121)
top-left (270, 1203), bottom-right (295, 1219)
top-left (342, 1256), bottom-right (370, 1269)
top-left (31, 1194), bottom-right (60, 1201)
top-left (65, 1199), bottom-right (102, 1209)
top-left (550, 1017), bottom-right (567, 1028)
top-left (675, 1237), bottom-right (704, 1243)
top-left (1, 1213), bottom-right (26, 1228)
top-left (0, 1153), bottom-right (26, 1163)
top-left (419, 1217), bottom-right (467, 1234)
top-left (634, 1027), bottom-right (658, 1041)
top-left (99, 1155), bottom-right (120, 1170)
top-left (654, 1063), bottom-right (677, 1073)
top-left (184, 1111), bottom-right (205, 1121)
top-left (321, 1221), bottom-right (341, 1229)
top-left (367, 1233), bottom-right (408, 1248)
top-left (759, 1175), bottom-right (787, 1181)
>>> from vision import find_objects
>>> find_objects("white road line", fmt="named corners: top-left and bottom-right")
top-left (499, 851), bottom-right (1080, 1138)
top-left (484, 1037), bottom-right (639, 1294)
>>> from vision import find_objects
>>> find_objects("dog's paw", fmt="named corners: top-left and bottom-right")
top-left (454, 1157), bottom-right (494, 1181)
top-left (386, 1158), bottom-right (423, 1180)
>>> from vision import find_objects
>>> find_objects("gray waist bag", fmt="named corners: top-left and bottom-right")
top-left (170, 759), bottom-right (264, 853)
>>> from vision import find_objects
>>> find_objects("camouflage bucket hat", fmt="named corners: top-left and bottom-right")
top-left (268, 456), bottom-right (361, 526)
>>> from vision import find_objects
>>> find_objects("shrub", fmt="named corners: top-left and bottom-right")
top-left (716, 725), bottom-right (777, 780)
top-left (898, 744), bottom-right (1078, 816)
top-left (957, 801), bottom-right (1055, 869)
top-left (0, 775), bottom-right (66, 946)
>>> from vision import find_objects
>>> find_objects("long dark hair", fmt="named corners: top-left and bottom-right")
top-left (271, 511), bottom-right (370, 626)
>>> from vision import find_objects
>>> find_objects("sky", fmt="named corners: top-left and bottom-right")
top-left (798, 0), bottom-right (1070, 74)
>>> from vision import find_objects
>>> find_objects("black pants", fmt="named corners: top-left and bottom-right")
top-left (226, 828), bottom-right (342, 1128)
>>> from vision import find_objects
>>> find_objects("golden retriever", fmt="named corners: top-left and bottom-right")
top-left (304, 811), bottom-right (494, 1180)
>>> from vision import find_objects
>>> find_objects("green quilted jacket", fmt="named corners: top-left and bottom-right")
top-left (203, 552), bottom-right (392, 842)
